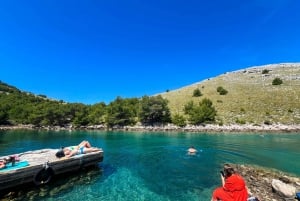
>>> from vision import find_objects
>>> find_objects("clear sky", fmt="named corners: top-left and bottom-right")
top-left (1, 0), bottom-right (300, 104)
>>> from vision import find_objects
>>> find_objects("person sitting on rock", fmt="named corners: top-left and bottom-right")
top-left (55, 140), bottom-right (101, 158)
top-left (211, 163), bottom-right (249, 201)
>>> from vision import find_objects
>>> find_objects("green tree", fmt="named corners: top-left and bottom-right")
top-left (71, 103), bottom-right (90, 127)
top-left (106, 97), bottom-right (138, 128)
top-left (172, 114), bottom-right (186, 127)
top-left (184, 98), bottom-right (216, 125)
top-left (0, 109), bottom-right (9, 124)
top-left (88, 102), bottom-right (107, 125)
top-left (139, 95), bottom-right (171, 125)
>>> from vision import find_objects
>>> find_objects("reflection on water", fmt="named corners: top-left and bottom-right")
top-left (0, 130), bottom-right (300, 201)
top-left (1, 166), bottom-right (103, 201)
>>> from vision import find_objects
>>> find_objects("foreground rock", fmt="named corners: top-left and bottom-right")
top-left (233, 164), bottom-right (300, 201)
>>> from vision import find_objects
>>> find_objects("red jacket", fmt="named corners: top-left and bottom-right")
top-left (212, 174), bottom-right (248, 201)
top-left (223, 174), bottom-right (248, 201)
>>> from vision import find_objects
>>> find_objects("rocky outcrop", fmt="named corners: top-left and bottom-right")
top-left (234, 164), bottom-right (300, 201)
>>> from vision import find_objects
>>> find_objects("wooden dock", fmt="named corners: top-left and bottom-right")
top-left (0, 148), bottom-right (104, 191)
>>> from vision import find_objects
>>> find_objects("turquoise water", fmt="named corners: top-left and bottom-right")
top-left (0, 130), bottom-right (300, 201)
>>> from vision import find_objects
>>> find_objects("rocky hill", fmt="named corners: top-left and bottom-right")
top-left (160, 63), bottom-right (300, 125)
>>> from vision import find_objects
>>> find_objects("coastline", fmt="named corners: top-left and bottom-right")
top-left (235, 163), bottom-right (300, 200)
top-left (1, 123), bottom-right (300, 133)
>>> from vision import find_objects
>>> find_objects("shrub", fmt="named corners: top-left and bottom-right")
top-left (272, 77), bottom-right (283, 85)
top-left (217, 86), bottom-right (228, 95)
top-left (262, 69), bottom-right (270, 74)
top-left (235, 118), bottom-right (246, 124)
top-left (172, 114), bottom-right (186, 127)
top-left (193, 88), bottom-right (202, 97)
top-left (184, 98), bottom-right (217, 125)
top-left (264, 120), bottom-right (272, 125)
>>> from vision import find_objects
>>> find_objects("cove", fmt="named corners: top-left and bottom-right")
top-left (0, 130), bottom-right (300, 201)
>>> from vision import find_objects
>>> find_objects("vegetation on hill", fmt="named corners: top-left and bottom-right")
top-left (0, 81), bottom-right (175, 128)
top-left (1, 63), bottom-right (299, 128)
top-left (161, 63), bottom-right (300, 125)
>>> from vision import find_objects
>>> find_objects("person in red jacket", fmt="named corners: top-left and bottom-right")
top-left (211, 164), bottom-right (249, 201)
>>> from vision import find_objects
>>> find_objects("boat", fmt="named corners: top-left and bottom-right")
top-left (0, 148), bottom-right (104, 191)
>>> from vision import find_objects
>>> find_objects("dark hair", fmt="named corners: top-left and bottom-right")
top-left (223, 163), bottom-right (235, 177)
top-left (55, 149), bottom-right (65, 158)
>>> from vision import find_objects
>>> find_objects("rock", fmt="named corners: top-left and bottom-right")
top-left (271, 179), bottom-right (296, 198)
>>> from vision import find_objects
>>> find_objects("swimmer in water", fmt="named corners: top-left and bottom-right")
top-left (187, 146), bottom-right (197, 155)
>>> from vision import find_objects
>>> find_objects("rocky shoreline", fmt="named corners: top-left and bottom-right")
top-left (1, 123), bottom-right (300, 133)
top-left (235, 164), bottom-right (300, 201)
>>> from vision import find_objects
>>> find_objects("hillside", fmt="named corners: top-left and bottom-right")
top-left (1, 63), bottom-right (300, 128)
top-left (160, 63), bottom-right (300, 125)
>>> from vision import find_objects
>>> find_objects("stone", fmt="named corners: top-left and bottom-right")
top-left (271, 179), bottom-right (296, 198)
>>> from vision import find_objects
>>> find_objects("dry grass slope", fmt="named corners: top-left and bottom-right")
top-left (160, 63), bottom-right (300, 125)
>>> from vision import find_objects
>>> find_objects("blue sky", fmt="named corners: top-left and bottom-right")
top-left (1, 0), bottom-right (300, 104)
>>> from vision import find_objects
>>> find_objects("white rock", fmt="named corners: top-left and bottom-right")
top-left (272, 179), bottom-right (296, 198)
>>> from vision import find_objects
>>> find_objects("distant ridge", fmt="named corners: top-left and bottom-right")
top-left (1, 63), bottom-right (300, 126)
top-left (160, 63), bottom-right (300, 125)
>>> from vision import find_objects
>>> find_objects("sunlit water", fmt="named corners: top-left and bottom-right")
top-left (0, 130), bottom-right (300, 201)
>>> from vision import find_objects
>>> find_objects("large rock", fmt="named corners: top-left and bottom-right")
top-left (272, 179), bottom-right (296, 198)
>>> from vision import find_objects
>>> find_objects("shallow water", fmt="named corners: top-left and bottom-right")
top-left (0, 130), bottom-right (300, 201)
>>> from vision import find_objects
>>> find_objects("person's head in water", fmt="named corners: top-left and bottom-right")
top-left (223, 163), bottom-right (235, 178)
top-left (188, 146), bottom-right (197, 154)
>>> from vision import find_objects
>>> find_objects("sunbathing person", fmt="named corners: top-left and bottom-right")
top-left (0, 155), bottom-right (19, 169)
top-left (0, 159), bottom-right (6, 169)
top-left (55, 140), bottom-right (101, 158)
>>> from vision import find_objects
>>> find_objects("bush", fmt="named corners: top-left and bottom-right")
top-left (172, 114), bottom-right (186, 127)
top-left (217, 86), bottom-right (228, 95)
top-left (262, 69), bottom-right (270, 74)
top-left (235, 118), bottom-right (246, 124)
top-left (272, 77), bottom-right (283, 85)
top-left (184, 98), bottom-right (217, 125)
top-left (264, 120), bottom-right (272, 125)
top-left (193, 88), bottom-right (202, 97)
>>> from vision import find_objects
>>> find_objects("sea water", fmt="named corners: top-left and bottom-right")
top-left (0, 130), bottom-right (300, 201)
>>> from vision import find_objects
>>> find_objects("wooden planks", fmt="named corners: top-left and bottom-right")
top-left (0, 148), bottom-right (104, 191)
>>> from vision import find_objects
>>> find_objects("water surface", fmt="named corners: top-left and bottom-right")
top-left (0, 130), bottom-right (299, 201)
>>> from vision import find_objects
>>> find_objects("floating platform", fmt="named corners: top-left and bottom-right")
top-left (0, 148), bottom-right (104, 191)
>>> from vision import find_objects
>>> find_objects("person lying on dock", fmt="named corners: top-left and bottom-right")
top-left (0, 155), bottom-right (19, 169)
top-left (0, 159), bottom-right (6, 169)
top-left (55, 140), bottom-right (101, 158)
